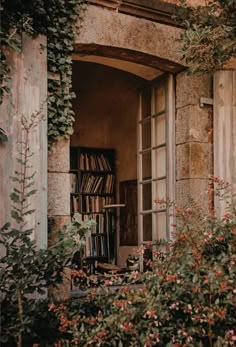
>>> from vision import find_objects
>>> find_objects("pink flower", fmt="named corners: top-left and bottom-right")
top-left (222, 213), bottom-right (231, 221)
top-left (48, 303), bottom-right (55, 311)
top-left (120, 321), bottom-right (134, 333)
top-left (145, 309), bottom-right (157, 319)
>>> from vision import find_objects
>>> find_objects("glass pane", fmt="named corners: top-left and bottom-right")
top-left (155, 84), bottom-right (165, 114)
top-left (142, 183), bottom-right (152, 211)
top-left (153, 179), bottom-right (166, 201)
top-left (154, 114), bottom-right (165, 146)
top-left (142, 151), bottom-right (151, 180)
top-left (154, 212), bottom-right (167, 239)
top-left (143, 214), bottom-right (152, 241)
top-left (154, 147), bottom-right (166, 178)
top-left (141, 88), bottom-right (151, 119)
top-left (142, 120), bottom-right (151, 150)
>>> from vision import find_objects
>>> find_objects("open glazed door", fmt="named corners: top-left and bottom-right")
top-left (137, 74), bottom-right (175, 249)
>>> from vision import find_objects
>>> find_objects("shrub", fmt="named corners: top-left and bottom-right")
top-left (51, 179), bottom-right (236, 347)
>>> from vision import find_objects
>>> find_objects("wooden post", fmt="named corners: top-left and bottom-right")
top-left (0, 34), bottom-right (47, 249)
top-left (213, 70), bottom-right (236, 216)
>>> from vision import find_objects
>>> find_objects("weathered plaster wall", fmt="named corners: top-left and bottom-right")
top-left (0, 34), bottom-right (47, 249)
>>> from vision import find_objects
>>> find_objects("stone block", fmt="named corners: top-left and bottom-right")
top-left (48, 138), bottom-right (69, 173)
top-left (177, 143), bottom-right (212, 180)
top-left (176, 179), bottom-right (209, 208)
top-left (176, 105), bottom-right (212, 144)
top-left (48, 173), bottom-right (70, 216)
top-left (176, 72), bottom-right (212, 109)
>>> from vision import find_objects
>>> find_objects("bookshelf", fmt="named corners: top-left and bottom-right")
top-left (70, 147), bottom-right (116, 274)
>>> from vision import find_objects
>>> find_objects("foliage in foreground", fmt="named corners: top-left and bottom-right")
top-left (0, 113), bottom-right (95, 347)
top-left (52, 180), bottom-right (236, 347)
top-left (1, 114), bottom-right (235, 346)
top-left (176, 0), bottom-right (236, 73)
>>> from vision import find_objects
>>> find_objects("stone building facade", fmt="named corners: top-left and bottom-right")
top-left (0, 0), bottom-right (235, 268)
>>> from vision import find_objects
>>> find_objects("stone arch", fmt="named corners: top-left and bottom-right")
top-left (73, 44), bottom-right (183, 76)
top-left (74, 4), bottom-right (185, 73)
top-left (48, 2), bottom-right (213, 285)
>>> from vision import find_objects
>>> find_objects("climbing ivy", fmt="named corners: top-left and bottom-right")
top-left (176, 0), bottom-right (236, 74)
top-left (0, 0), bottom-right (85, 144)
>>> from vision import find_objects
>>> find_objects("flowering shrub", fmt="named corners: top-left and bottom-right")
top-left (51, 178), bottom-right (236, 347)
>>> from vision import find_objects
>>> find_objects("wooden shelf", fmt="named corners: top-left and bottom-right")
top-left (81, 170), bottom-right (114, 174)
top-left (80, 192), bottom-right (113, 196)
top-left (91, 233), bottom-right (107, 236)
top-left (70, 146), bottom-right (116, 274)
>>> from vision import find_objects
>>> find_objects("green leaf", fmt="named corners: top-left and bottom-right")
top-left (11, 210), bottom-right (22, 222)
top-left (10, 192), bottom-right (20, 203)
top-left (0, 128), bottom-right (8, 142)
top-left (10, 176), bottom-right (22, 183)
top-left (22, 209), bottom-right (36, 216)
top-left (0, 222), bottom-right (10, 231)
top-left (25, 189), bottom-right (37, 197)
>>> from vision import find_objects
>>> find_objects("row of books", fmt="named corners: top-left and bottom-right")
top-left (85, 235), bottom-right (108, 257)
top-left (82, 213), bottom-right (105, 234)
top-left (71, 195), bottom-right (79, 213)
top-left (81, 174), bottom-right (115, 194)
top-left (71, 195), bottom-right (113, 214)
top-left (80, 153), bottom-right (112, 171)
top-left (81, 196), bottom-right (113, 213)
top-left (82, 213), bottom-right (115, 234)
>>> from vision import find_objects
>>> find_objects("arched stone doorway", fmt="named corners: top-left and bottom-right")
top-left (48, 2), bottom-right (213, 272)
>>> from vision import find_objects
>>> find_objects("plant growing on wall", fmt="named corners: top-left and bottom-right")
top-left (176, 0), bottom-right (236, 73)
top-left (0, 0), bottom-right (85, 144)
top-left (0, 112), bottom-right (95, 346)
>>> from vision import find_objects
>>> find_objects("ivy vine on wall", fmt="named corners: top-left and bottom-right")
top-left (0, 0), bottom-right (85, 144)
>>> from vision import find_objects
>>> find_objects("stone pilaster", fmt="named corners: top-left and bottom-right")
top-left (214, 70), bottom-right (236, 217)
top-left (48, 138), bottom-right (70, 224)
top-left (175, 72), bottom-right (213, 207)
top-left (48, 138), bottom-right (71, 300)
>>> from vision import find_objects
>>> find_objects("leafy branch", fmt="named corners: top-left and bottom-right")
top-left (0, 111), bottom-right (95, 347)
top-left (175, 0), bottom-right (236, 74)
